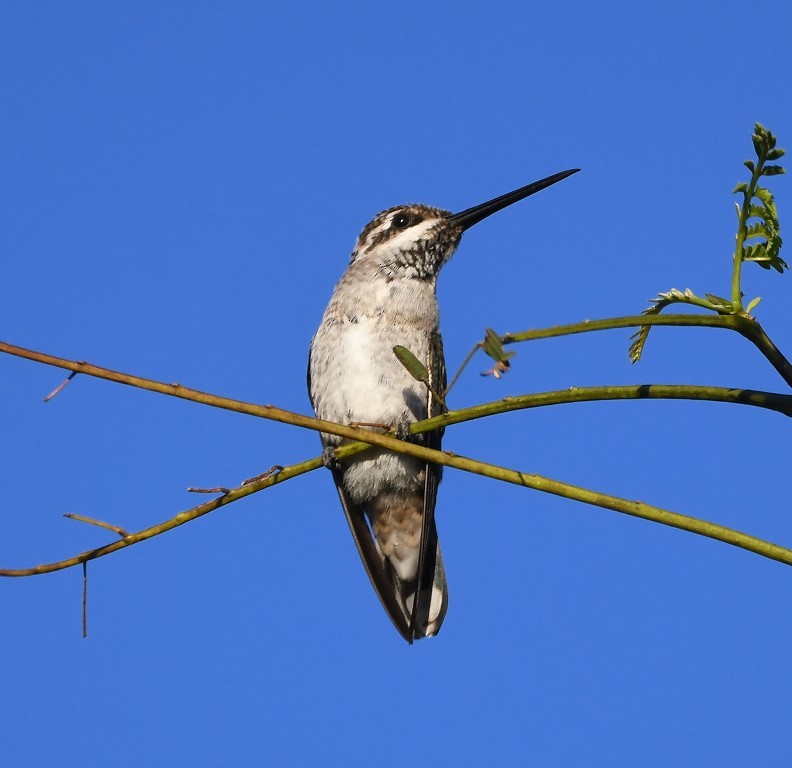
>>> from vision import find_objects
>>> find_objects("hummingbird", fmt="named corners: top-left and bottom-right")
top-left (308, 168), bottom-right (579, 642)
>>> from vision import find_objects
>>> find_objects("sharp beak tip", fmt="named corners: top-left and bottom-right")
top-left (450, 167), bottom-right (581, 230)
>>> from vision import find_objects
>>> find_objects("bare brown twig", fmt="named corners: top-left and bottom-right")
top-left (187, 487), bottom-right (232, 495)
top-left (242, 465), bottom-right (284, 486)
top-left (82, 562), bottom-right (88, 639)
top-left (43, 370), bottom-right (79, 402)
top-left (64, 513), bottom-right (129, 539)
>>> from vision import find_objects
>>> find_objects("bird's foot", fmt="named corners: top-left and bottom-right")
top-left (321, 445), bottom-right (343, 471)
top-left (394, 412), bottom-right (416, 441)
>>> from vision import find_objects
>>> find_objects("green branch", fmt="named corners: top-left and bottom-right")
top-left (3, 407), bottom-right (792, 575)
top-left (501, 313), bottom-right (792, 388)
top-left (502, 313), bottom-right (737, 342)
top-left (2, 339), bottom-right (792, 576)
top-left (417, 384), bottom-right (792, 432)
top-left (0, 454), bottom-right (324, 576)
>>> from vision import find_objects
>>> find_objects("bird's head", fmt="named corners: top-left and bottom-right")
top-left (348, 169), bottom-right (580, 280)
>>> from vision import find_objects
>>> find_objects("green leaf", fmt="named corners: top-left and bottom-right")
top-left (744, 222), bottom-right (769, 240)
top-left (733, 182), bottom-right (748, 194)
top-left (758, 124), bottom-right (776, 148)
top-left (755, 187), bottom-right (775, 206)
top-left (744, 160), bottom-right (755, 172)
top-left (393, 345), bottom-right (429, 384)
top-left (705, 293), bottom-right (732, 310)
top-left (761, 165), bottom-right (786, 176)
top-left (766, 147), bottom-right (785, 160)
top-left (628, 325), bottom-right (650, 364)
top-left (630, 291), bottom-right (683, 363)
top-left (745, 296), bottom-right (762, 314)
top-left (748, 204), bottom-right (768, 219)
top-left (745, 243), bottom-right (768, 262)
top-left (482, 328), bottom-right (516, 363)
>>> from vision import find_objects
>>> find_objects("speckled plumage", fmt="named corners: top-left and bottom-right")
top-left (309, 205), bottom-right (460, 641)
top-left (308, 169), bottom-right (580, 641)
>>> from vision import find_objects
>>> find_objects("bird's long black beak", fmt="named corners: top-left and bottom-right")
top-left (448, 169), bottom-right (580, 231)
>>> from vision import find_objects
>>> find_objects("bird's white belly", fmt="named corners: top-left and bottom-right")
top-left (311, 313), bottom-right (430, 503)
top-left (337, 316), bottom-right (425, 425)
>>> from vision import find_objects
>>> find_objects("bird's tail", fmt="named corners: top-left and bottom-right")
top-left (368, 492), bottom-right (448, 639)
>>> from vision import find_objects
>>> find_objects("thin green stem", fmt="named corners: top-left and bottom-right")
top-left (427, 385), bottom-right (447, 410)
top-left (501, 313), bottom-right (792, 389)
top-left (444, 341), bottom-right (482, 397)
top-left (502, 313), bottom-right (737, 343)
top-left (415, 384), bottom-right (792, 434)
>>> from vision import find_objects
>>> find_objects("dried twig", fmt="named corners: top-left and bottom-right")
top-left (242, 465), bottom-right (284, 486)
top-left (64, 513), bottom-right (130, 539)
top-left (187, 486), bottom-right (231, 495)
top-left (43, 370), bottom-right (79, 402)
top-left (82, 562), bottom-right (88, 639)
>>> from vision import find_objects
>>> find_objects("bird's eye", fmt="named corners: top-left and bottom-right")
top-left (392, 212), bottom-right (411, 229)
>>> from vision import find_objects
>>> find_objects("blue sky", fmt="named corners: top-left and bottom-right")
top-left (2, 1), bottom-right (791, 765)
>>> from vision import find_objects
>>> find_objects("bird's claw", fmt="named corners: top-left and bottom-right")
top-left (394, 413), bottom-right (414, 441)
top-left (321, 445), bottom-right (343, 471)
